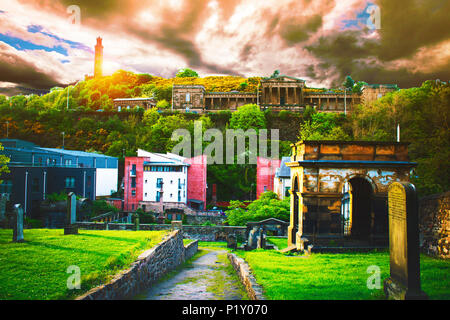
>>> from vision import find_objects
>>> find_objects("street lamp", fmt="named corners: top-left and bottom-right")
top-left (62, 131), bottom-right (65, 149)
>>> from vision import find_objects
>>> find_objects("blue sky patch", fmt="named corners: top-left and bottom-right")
top-left (341, 2), bottom-right (378, 30)
top-left (0, 33), bottom-right (69, 56)
top-left (27, 24), bottom-right (92, 53)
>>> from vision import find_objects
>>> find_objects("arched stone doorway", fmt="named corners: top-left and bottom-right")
top-left (348, 177), bottom-right (373, 240)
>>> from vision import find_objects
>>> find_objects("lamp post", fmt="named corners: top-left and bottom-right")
top-left (5, 121), bottom-right (9, 138)
top-left (62, 131), bottom-right (65, 149)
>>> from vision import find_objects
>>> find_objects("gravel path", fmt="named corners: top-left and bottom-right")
top-left (136, 249), bottom-right (246, 300)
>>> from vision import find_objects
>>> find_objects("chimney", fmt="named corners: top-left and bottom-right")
top-left (94, 37), bottom-right (103, 78)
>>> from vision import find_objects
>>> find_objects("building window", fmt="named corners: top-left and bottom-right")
top-left (64, 159), bottom-right (72, 167)
top-left (65, 177), bottom-right (75, 188)
top-left (131, 189), bottom-right (136, 197)
top-left (144, 192), bottom-right (147, 197)
top-left (156, 191), bottom-right (161, 202)
top-left (32, 178), bottom-right (39, 192)
top-left (131, 177), bottom-right (136, 188)
top-left (156, 178), bottom-right (163, 188)
top-left (186, 93), bottom-right (190, 102)
top-left (178, 190), bottom-right (181, 202)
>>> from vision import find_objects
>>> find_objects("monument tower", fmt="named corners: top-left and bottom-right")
top-left (94, 37), bottom-right (103, 78)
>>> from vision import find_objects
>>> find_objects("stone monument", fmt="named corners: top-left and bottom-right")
top-left (383, 182), bottom-right (427, 300)
top-left (227, 234), bottom-right (237, 250)
top-left (64, 192), bottom-right (78, 235)
top-left (13, 204), bottom-right (24, 242)
top-left (134, 214), bottom-right (140, 231)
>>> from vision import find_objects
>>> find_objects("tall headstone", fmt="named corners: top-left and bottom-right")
top-left (0, 194), bottom-right (7, 223)
top-left (227, 234), bottom-right (237, 250)
top-left (13, 204), bottom-right (24, 242)
top-left (383, 182), bottom-right (427, 300)
top-left (64, 192), bottom-right (78, 235)
top-left (134, 214), bottom-right (140, 231)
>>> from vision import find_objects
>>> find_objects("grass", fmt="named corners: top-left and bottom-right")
top-left (0, 229), bottom-right (168, 300)
top-left (238, 238), bottom-right (450, 300)
top-left (267, 237), bottom-right (288, 250)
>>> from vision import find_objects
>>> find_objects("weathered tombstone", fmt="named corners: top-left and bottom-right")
top-left (134, 214), bottom-right (140, 231)
top-left (0, 194), bottom-right (7, 224)
top-left (171, 220), bottom-right (182, 231)
top-left (13, 204), bottom-right (24, 242)
top-left (247, 226), bottom-right (259, 250)
top-left (256, 227), bottom-right (266, 249)
top-left (64, 192), bottom-right (78, 235)
top-left (383, 182), bottom-right (427, 300)
top-left (227, 234), bottom-right (237, 250)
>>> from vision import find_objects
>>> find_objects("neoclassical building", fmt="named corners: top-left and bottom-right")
top-left (171, 75), bottom-right (397, 113)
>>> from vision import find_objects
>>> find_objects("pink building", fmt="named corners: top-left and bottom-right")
top-left (123, 150), bottom-right (207, 213)
top-left (256, 157), bottom-right (281, 199)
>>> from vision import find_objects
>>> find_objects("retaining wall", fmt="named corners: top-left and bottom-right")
top-left (227, 253), bottom-right (265, 300)
top-left (76, 230), bottom-right (198, 300)
top-left (76, 222), bottom-right (246, 242)
top-left (419, 191), bottom-right (450, 259)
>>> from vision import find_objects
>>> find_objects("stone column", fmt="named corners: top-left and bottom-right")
top-left (294, 87), bottom-right (297, 105)
top-left (13, 204), bottom-right (24, 242)
top-left (269, 86), bottom-right (272, 105)
top-left (64, 192), bottom-right (78, 235)
top-left (277, 87), bottom-right (280, 105)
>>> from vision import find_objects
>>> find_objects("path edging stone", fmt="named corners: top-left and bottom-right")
top-left (76, 230), bottom-right (198, 300)
top-left (227, 253), bottom-right (265, 300)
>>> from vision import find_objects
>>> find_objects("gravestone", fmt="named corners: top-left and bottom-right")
top-left (171, 220), bottom-right (182, 231)
top-left (13, 204), bottom-right (24, 242)
top-left (247, 226), bottom-right (259, 250)
top-left (227, 234), bottom-right (237, 250)
top-left (64, 192), bottom-right (78, 235)
top-left (256, 227), bottom-right (266, 249)
top-left (0, 194), bottom-right (7, 224)
top-left (383, 182), bottom-right (427, 300)
top-left (134, 214), bottom-right (140, 231)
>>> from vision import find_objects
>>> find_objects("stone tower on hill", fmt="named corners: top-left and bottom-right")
top-left (94, 37), bottom-right (103, 78)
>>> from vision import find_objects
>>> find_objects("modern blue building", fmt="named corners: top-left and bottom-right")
top-left (0, 139), bottom-right (118, 219)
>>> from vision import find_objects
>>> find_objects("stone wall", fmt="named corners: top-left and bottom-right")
top-left (227, 253), bottom-right (265, 300)
top-left (77, 230), bottom-right (198, 300)
top-left (184, 214), bottom-right (226, 226)
top-left (76, 222), bottom-right (246, 242)
top-left (419, 191), bottom-right (450, 259)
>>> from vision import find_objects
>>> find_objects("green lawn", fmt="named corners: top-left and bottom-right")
top-left (239, 238), bottom-right (450, 300)
top-left (0, 229), bottom-right (168, 300)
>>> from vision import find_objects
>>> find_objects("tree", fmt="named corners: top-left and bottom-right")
top-left (176, 68), bottom-right (199, 78)
top-left (156, 99), bottom-right (170, 109)
top-left (0, 143), bottom-right (10, 184)
top-left (225, 191), bottom-right (290, 226)
top-left (343, 75), bottom-right (355, 90)
top-left (229, 104), bottom-right (266, 131)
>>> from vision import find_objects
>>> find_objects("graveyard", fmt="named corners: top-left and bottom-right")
top-left (237, 238), bottom-right (450, 300)
top-left (0, 229), bottom-right (168, 299)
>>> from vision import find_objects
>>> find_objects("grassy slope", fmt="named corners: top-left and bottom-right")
top-left (242, 238), bottom-right (450, 300)
top-left (0, 229), bottom-right (168, 300)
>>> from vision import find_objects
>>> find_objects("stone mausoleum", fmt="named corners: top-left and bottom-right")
top-left (286, 140), bottom-right (416, 250)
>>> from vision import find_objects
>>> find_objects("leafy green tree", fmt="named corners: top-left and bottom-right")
top-left (176, 68), bottom-right (199, 78)
top-left (143, 107), bottom-right (160, 126)
top-left (225, 192), bottom-right (290, 225)
top-left (156, 99), bottom-right (170, 109)
top-left (343, 75), bottom-right (355, 89)
top-left (229, 104), bottom-right (266, 131)
top-left (0, 143), bottom-right (10, 184)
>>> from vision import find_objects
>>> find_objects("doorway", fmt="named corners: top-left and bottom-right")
top-left (348, 177), bottom-right (373, 240)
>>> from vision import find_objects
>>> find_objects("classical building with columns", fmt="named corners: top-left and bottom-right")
top-left (172, 75), bottom-right (397, 113)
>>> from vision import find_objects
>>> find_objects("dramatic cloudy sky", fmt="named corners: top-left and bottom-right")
top-left (0, 0), bottom-right (449, 95)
